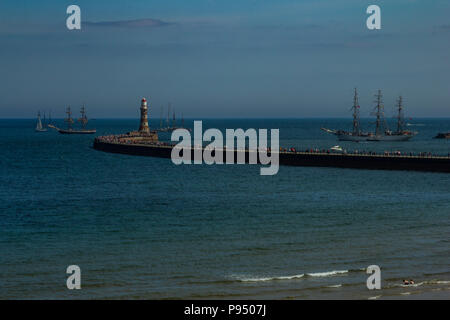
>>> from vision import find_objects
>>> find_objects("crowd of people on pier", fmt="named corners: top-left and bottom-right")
top-left (280, 147), bottom-right (449, 158)
top-left (95, 134), bottom-right (171, 147)
top-left (95, 135), bottom-right (449, 158)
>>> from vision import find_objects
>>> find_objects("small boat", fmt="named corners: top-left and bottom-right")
top-left (330, 145), bottom-right (344, 153)
top-left (434, 132), bottom-right (450, 139)
top-left (35, 111), bottom-right (47, 132)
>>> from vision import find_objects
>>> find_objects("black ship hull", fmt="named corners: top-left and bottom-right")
top-left (58, 129), bottom-right (96, 134)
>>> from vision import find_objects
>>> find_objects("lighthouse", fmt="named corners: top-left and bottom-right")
top-left (139, 97), bottom-right (150, 134)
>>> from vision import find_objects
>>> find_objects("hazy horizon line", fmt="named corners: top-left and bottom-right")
top-left (2, 117), bottom-right (450, 120)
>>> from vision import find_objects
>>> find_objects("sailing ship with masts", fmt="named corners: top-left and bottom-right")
top-left (157, 102), bottom-right (191, 132)
top-left (367, 91), bottom-right (417, 141)
top-left (35, 111), bottom-right (48, 132)
top-left (48, 105), bottom-right (96, 134)
top-left (322, 89), bottom-right (417, 142)
top-left (321, 88), bottom-right (371, 141)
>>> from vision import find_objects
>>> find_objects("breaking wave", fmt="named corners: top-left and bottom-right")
top-left (434, 280), bottom-right (450, 284)
top-left (306, 270), bottom-right (348, 277)
top-left (238, 274), bottom-right (305, 282)
top-left (234, 269), bottom-right (357, 283)
top-left (388, 279), bottom-right (450, 289)
top-left (391, 282), bottom-right (425, 288)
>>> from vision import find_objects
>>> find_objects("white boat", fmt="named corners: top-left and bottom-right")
top-left (35, 111), bottom-right (47, 132)
top-left (330, 145), bottom-right (344, 153)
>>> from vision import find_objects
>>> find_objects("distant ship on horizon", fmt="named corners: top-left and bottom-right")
top-left (434, 132), bottom-right (450, 139)
top-left (49, 105), bottom-right (96, 134)
top-left (35, 111), bottom-right (47, 132)
top-left (322, 89), bottom-right (417, 142)
top-left (157, 102), bottom-right (191, 132)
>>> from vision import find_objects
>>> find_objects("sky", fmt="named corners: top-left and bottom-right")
top-left (0, 0), bottom-right (449, 118)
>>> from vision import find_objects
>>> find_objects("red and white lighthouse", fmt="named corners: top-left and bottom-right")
top-left (139, 97), bottom-right (150, 134)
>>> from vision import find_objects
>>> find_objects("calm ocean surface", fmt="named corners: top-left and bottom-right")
top-left (1, 118), bottom-right (449, 299)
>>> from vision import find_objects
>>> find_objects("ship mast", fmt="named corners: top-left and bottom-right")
top-left (172, 109), bottom-right (176, 128)
top-left (352, 88), bottom-right (361, 135)
top-left (372, 90), bottom-right (386, 136)
top-left (167, 103), bottom-right (171, 127)
top-left (78, 104), bottom-right (88, 129)
top-left (396, 96), bottom-right (405, 134)
top-left (65, 106), bottom-right (74, 130)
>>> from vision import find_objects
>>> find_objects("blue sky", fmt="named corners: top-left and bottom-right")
top-left (0, 0), bottom-right (449, 118)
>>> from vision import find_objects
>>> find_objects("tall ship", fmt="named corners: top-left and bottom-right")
top-left (35, 111), bottom-right (47, 132)
top-left (49, 105), bottom-right (96, 134)
top-left (157, 102), bottom-right (191, 132)
top-left (321, 88), bottom-right (372, 141)
top-left (367, 91), bottom-right (417, 141)
top-left (322, 89), bottom-right (417, 142)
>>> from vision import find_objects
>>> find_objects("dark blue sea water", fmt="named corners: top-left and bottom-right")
top-left (1, 118), bottom-right (449, 299)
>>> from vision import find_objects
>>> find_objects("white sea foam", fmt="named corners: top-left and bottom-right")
top-left (368, 295), bottom-right (381, 300)
top-left (238, 274), bottom-right (305, 282)
top-left (394, 282), bottom-right (424, 288)
top-left (235, 268), bottom-right (351, 283)
top-left (404, 282), bottom-right (424, 287)
top-left (326, 284), bottom-right (342, 288)
top-left (307, 270), bottom-right (348, 277)
top-left (389, 279), bottom-right (450, 289)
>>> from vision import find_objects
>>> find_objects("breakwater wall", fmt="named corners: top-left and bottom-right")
top-left (93, 139), bottom-right (450, 173)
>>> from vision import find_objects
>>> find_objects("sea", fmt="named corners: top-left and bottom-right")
top-left (0, 118), bottom-right (449, 299)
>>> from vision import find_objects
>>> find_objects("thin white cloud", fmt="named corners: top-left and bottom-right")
top-left (84, 18), bottom-right (175, 28)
